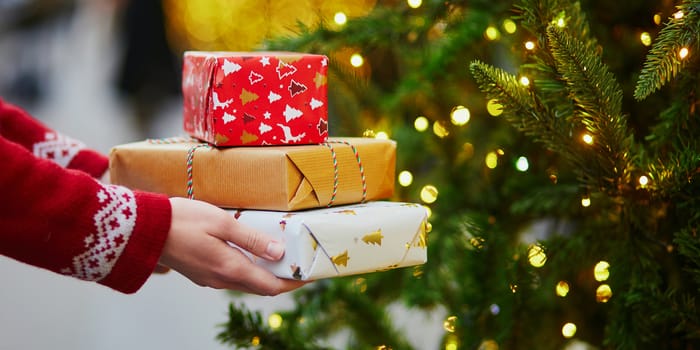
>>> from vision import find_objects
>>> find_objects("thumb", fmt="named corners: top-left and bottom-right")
top-left (220, 218), bottom-right (286, 261)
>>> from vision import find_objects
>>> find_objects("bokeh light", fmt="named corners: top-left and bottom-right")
top-left (556, 281), bottom-right (570, 297)
top-left (596, 284), bottom-right (613, 303)
top-left (414, 116), bottom-right (429, 131)
top-left (528, 244), bottom-right (547, 268)
top-left (594, 261), bottom-right (610, 281)
top-left (515, 156), bottom-right (529, 172)
top-left (562, 323), bottom-right (577, 338)
top-left (268, 313), bottom-right (283, 329)
top-left (451, 106), bottom-right (471, 125)
top-left (350, 53), bottom-right (364, 67)
top-left (420, 185), bottom-right (439, 203)
top-left (487, 99), bottom-right (503, 116)
top-left (398, 171), bottom-right (414, 187)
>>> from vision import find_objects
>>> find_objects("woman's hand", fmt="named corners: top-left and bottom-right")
top-left (159, 197), bottom-right (306, 295)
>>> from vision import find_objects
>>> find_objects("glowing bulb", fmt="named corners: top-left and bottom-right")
top-left (519, 76), bottom-right (530, 86)
top-left (503, 19), bottom-right (517, 34)
top-left (582, 133), bottom-right (594, 144)
top-left (443, 315), bottom-right (457, 332)
top-left (581, 196), bottom-right (591, 207)
top-left (414, 116), bottom-right (429, 131)
top-left (407, 0), bottom-right (422, 8)
top-left (653, 13), bottom-right (662, 25)
top-left (639, 175), bottom-right (649, 187)
top-left (524, 41), bottom-right (536, 50)
top-left (487, 99), bottom-right (503, 116)
top-left (450, 105), bottom-right (470, 125)
top-left (562, 323), bottom-right (577, 338)
top-left (674, 11), bottom-right (684, 19)
top-left (375, 131), bottom-right (389, 139)
top-left (334, 12), bottom-right (347, 25)
top-left (420, 185), bottom-right (438, 203)
top-left (515, 156), bottom-right (529, 172)
top-left (596, 284), bottom-right (613, 303)
top-left (640, 32), bottom-right (652, 46)
top-left (556, 281), bottom-right (570, 297)
top-left (445, 335), bottom-right (459, 350)
top-left (679, 47), bottom-right (689, 59)
top-left (479, 340), bottom-right (499, 350)
top-left (350, 53), bottom-right (364, 67)
top-left (528, 244), bottom-right (547, 267)
top-left (485, 26), bottom-right (500, 40)
top-left (251, 336), bottom-right (261, 346)
top-left (485, 152), bottom-right (498, 169)
top-left (556, 18), bottom-right (566, 27)
top-left (398, 171), bottom-right (414, 187)
top-left (268, 313), bottom-right (283, 329)
top-left (433, 121), bottom-right (449, 138)
top-left (594, 261), bottom-right (610, 281)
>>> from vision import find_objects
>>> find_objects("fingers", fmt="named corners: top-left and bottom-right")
top-left (211, 212), bottom-right (286, 261)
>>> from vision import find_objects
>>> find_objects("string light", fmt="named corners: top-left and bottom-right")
top-left (375, 131), bottom-right (389, 139)
top-left (528, 244), bottom-right (547, 267)
top-left (515, 156), bottom-right (529, 172)
top-left (445, 335), bottom-right (459, 350)
top-left (268, 313), bottom-right (283, 329)
top-left (479, 340), bottom-right (499, 350)
top-left (485, 26), bottom-right (500, 40)
top-left (503, 19), bottom-right (517, 34)
top-left (562, 323), bottom-right (577, 338)
top-left (640, 32), bottom-right (652, 46)
top-left (581, 195), bottom-right (591, 207)
top-left (485, 151), bottom-right (499, 169)
top-left (350, 53), bottom-right (364, 67)
top-left (596, 284), bottom-right (613, 303)
top-left (582, 133), bottom-right (594, 145)
top-left (594, 261), bottom-right (610, 281)
top-left (251, 336), bottom-right (261, 346)
top-left (653, 13), bottom-right (662, 25)
top-left (524, 41), bottom-right (536, 50)
top-left (555, 17), bottom-right (566, 28)
top-left (433, 121), bottom-right (450, 138)
top-left (487, 99), bottom-right (503, 116)
top-left (420, 185), bottom-right (439, 203)
top-left (679, 47), bottom-right (689, 59)
top-left (519, 76), bottom-right (530, 86)
top-left (443, 315), bottom-right (457, 332)
top-left (674, 11), bottom-right (684, 19)
top-left (398, 171), bottom-right (414, 187)
top-left (407, 0), bottom-right (422, 8)
top-left (450, 106), bottom-right (471, 125)
top-left (414, 116), bottom-right (429, 131)
top-left (334, 12), bottom-right (347, 25)
top-left (556, 281), bottom-right (570, 297)
top-left (639, 175), bottom-right (649, 188)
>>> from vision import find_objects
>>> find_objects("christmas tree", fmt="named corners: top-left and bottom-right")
top-left (212, 0), bottom-right (700, 348)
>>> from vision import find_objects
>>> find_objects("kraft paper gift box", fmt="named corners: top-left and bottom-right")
top-left (182, 51), bottom-right (329, 146)
top-left (233, 201), bottom-right (428, 280)
top-left (109, 137), bottom-right (396, 211)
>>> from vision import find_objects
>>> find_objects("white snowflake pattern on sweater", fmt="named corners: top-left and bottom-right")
top-left (60, 182), bottom-right (137, 281)
top-left (32, 131), bottom-right (85, 168)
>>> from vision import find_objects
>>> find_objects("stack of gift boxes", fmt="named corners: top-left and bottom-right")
top-left (109, 51), bottom-right (428, 281)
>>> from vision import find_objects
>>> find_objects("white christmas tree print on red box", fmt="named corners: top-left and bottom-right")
top-left (182, 51), bottom-right (329, 146)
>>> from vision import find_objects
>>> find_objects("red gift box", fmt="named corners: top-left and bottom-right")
top-left (182, 51), bottom-right (329, 146)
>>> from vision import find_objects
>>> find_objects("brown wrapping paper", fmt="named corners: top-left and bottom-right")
top-left (109, 137), bottom-right (396, 210)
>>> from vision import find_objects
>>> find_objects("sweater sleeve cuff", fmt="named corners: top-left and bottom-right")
top-left (68, 149), bottom-right (109, 179)
top-left (99, 191), bottom-right (171, 294)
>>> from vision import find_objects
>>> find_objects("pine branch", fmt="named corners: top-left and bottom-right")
top-left (634, 0), bottom-right (700, 100)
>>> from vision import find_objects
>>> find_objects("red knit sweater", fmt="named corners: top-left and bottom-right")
top-left (0, 99), bottom-right (171, 294)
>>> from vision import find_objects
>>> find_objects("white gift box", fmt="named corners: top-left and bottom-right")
top-left (232, 201), bottom-right (428, 280)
